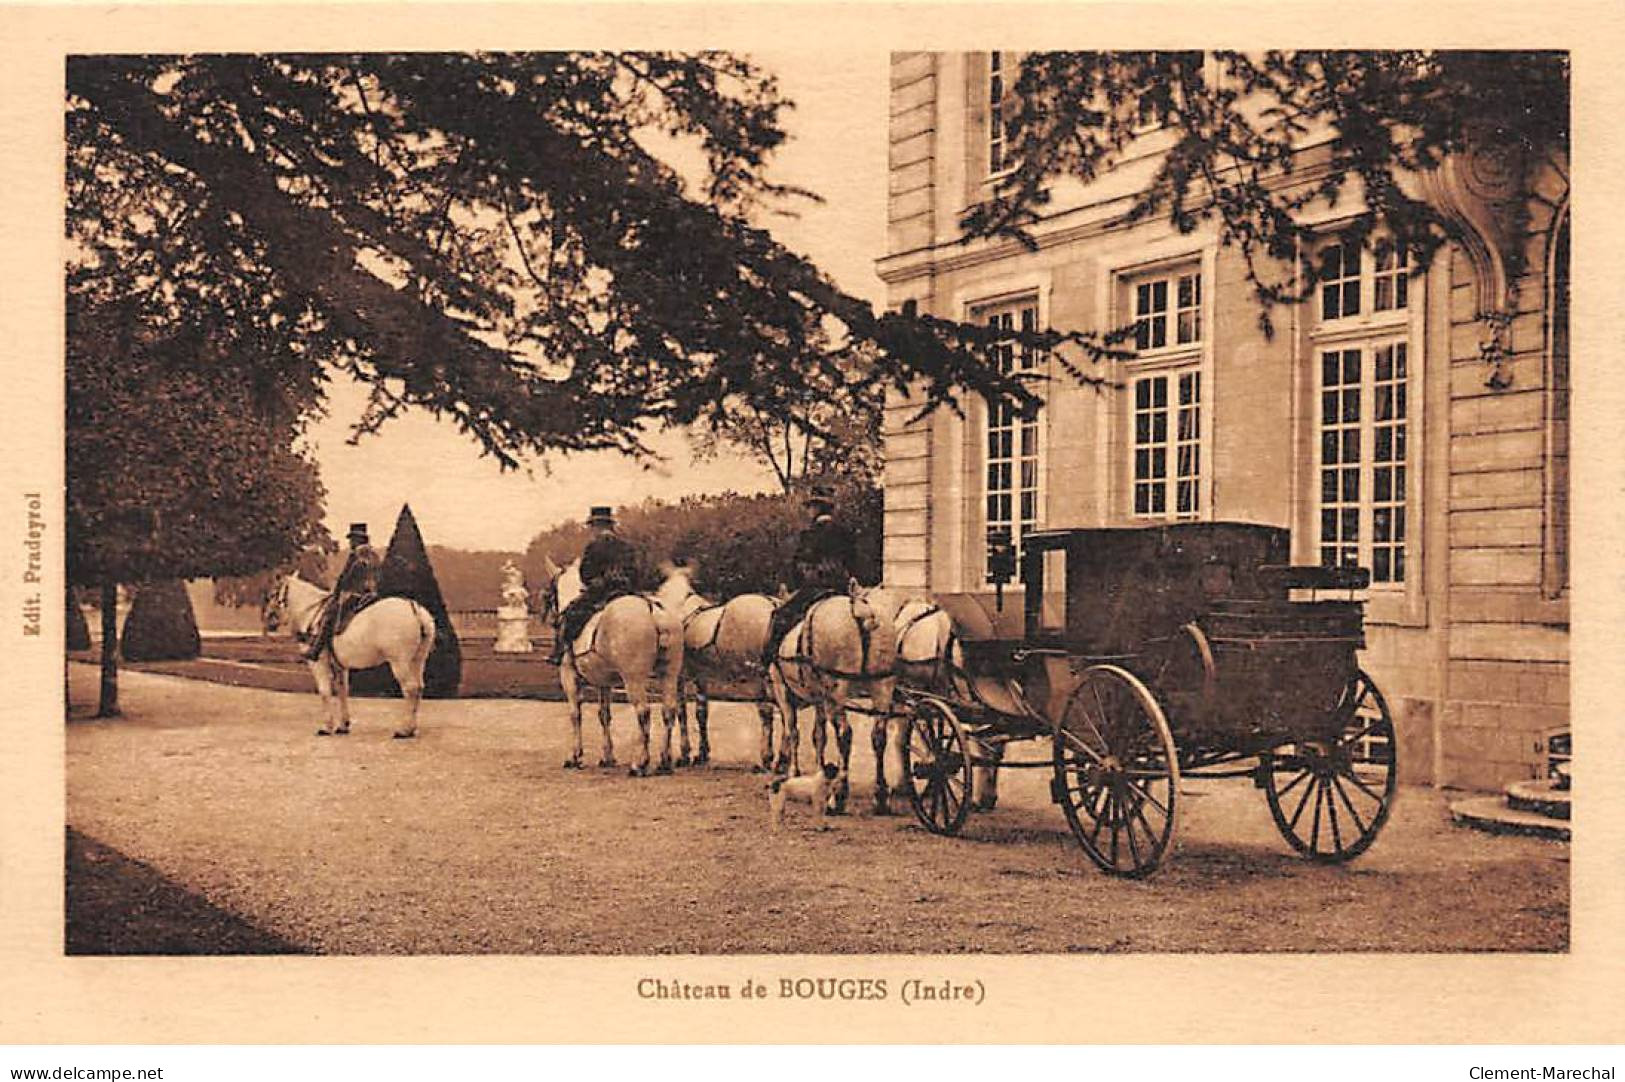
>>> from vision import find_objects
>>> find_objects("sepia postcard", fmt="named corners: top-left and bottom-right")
top-left (2, 0), bottom-right (1622, 1048)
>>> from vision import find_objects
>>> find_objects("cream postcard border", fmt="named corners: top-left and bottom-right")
top-left (2, 1), bottom-right (1621, 1045)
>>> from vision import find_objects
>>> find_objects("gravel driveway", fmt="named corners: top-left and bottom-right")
top-left (65, 663), bottom-right (1568, 954)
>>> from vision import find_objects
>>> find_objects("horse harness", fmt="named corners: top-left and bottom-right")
top-left (568, 593), bottom-right (670, 670)
top-left (896, 602), bottom-right (960, 685)
top-left (786, 595), bottom-right (883, 682)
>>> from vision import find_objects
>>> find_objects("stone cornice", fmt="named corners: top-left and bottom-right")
top-left (876, 153), bottom-right (1345, 287)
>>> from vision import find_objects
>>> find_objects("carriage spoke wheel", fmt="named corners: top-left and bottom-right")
top-left (1053, 665), bottom-right (1180, 878)
top-left (900, 697), bottom-right (974, 837)
top-left (1263, 669), bottom-right (1397, 863)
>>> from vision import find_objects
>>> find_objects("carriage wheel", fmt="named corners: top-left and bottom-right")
top-left (1262, 669), bottom-right (1397, 863)
top-left (900, 696), bottom-right (974, 837)
top-left (1052, 665), bottom-right (1180, 878)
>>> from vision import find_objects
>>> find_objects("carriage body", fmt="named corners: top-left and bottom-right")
top-left (1018, 522), bottom-right (1368, 755)
top-left (897, 522), bottom-right (1397, 877)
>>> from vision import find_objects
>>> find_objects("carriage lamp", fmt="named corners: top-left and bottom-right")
top-left (987, 530), bottom-right (1016, 611)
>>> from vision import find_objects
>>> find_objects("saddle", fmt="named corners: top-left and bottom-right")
top-left (310, 591), bottom-right (379, 641)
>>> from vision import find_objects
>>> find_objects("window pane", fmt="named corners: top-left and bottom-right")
top-left (1177, 310), bottom-right (1197, 344)
top-left (1375, 427), bottom-right (1393, 462)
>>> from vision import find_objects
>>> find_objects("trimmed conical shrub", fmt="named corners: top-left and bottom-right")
top-left (121, 579), bottom-right (201, 662)
top-left (66, 587), bottom-right (91, 651)
top-left (349, 504), bottom-right (462, 698)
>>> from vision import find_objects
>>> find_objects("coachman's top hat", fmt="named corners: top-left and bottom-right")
top-left (587, 506), bottom-right (616, 528)
top-left (346, 523), bottom-right (370, 546)
top-left (807, 485), bottom-right (836, 512)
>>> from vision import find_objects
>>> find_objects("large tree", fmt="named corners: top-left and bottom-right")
top-left (67, 54), bottom-right (1112, 475)
top-left (66, 294), bottom-right (328, 715)
top-left (967, 51), bottom-right (1569, 332)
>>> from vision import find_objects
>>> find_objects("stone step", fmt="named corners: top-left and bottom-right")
top-left (1506, 779), bottom-right (1571, 820)
top-left (1449, 795), bottom-right (1571, 842)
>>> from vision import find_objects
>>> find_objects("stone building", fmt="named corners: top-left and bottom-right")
top-left (876, 52), bottom-right (1569, 789)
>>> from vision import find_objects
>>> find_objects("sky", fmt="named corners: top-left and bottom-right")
top-left (306, 51), bottom-right (890, 552)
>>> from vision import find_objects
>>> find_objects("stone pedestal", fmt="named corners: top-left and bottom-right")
top-left (493, 604), bottom-right (533, 653)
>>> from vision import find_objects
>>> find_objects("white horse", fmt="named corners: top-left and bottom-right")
top-left (891, 596), bottom-right (1002, 811)
top-left (768, 585), bottom-right (903, 815)
top-left (541, 559), bottom-right (684, 777)
top-left (652, 562), bottom-right (781, 771)
top-left (264, 575), bottom-right (437, 739)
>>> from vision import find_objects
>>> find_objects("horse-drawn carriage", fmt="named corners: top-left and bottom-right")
top-left (895, 522), bottom-right (1398, 878)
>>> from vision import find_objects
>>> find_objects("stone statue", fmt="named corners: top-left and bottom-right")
top-left (493, 559), bottom-right (534, 653)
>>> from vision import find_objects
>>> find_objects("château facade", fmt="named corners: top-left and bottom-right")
top-left (876, 52), bottom-right (1569, 789)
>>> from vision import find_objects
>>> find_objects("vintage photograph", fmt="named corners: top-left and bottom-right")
top-left (61, 47), bottom-right (1571, 958)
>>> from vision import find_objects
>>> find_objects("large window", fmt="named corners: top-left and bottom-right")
top-left (1312, 235), bottom-right (1415, 587)
top-left (1317, 342), bottom-right (1409, 583)
top-left (979, 297), bottom-right (1043, 580)
top-left (1132, 369), bottom-right (1202, 519)
top-left (1121, 259), bottom-right (1205, 521)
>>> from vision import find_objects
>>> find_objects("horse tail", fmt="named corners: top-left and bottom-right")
top-left (413, 601), bottom-right (436, 662)
top-left (650, 598), bottom-right (678, 668)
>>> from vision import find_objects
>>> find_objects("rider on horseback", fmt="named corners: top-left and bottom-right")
top-left (302, 523), bottom-right (381, 661)
top-left (761, 485), bottom-right (857, 669)
top-left (548, 506), bottom-right (639, 665)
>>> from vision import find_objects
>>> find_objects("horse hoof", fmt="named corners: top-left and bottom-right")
top-left (315, 729), bottom-right (331, 737)
top-left (563, 759), bottom-right (580, 770)
top-left (675, 756), bottom-right (691, 769)
top-left (335, 728), bottom-right (351, 736)
top-left (600, 758), bottom-right (618, 769)
top-left (392, 731), bottom-right (415, 740)
top-left (628, 765), bottom-right (647, 778)
top-left (656, 763), bottom-right (674, 776)
top-left (873, 803), bottom-right (893, 817)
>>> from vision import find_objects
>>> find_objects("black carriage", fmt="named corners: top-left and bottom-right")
top-left (897, 522), bottom-right (1398, 878)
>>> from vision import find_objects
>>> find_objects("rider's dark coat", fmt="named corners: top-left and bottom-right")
top-left (554, 532), bottom-right (639, 657)
top-left (764, 514), bottom-right (858, 664)
top-left (305, 544), bottom-right (380, 658)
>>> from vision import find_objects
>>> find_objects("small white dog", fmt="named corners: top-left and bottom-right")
top-left (768, 764), bottom-right (839, 831)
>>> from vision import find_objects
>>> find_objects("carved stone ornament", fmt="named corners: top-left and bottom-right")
top-left (1415, 129), bottom-right (1532, 390)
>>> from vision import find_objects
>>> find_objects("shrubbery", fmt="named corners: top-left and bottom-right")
top-left (523, 480), bottom-right (882, 599)
top-left (120, 579), bottom-right (201, 662)
top-left (66, 587), bottom-right (91, 651)
top-left (349, 505), bottom-right (463, 699)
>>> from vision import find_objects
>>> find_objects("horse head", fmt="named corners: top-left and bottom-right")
top-left (537, 574), bottom-right (560, 625)
top-left (261, 575), bottom-right (291, 634)
top-left (653, 559), bottom-right (708, 619)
